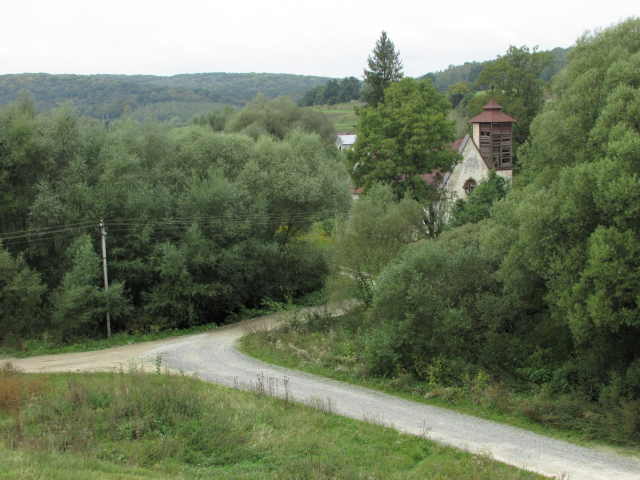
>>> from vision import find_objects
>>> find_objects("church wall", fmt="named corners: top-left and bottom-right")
top-left (472, 123), bottom-right (480, 149)
top-left (445, 139), bottom-right (489, 200)
top-left (496, 169), bottom-right (513, 183)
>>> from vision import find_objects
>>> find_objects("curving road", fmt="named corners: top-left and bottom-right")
top-left (10, 313), bottom-right (640, 479)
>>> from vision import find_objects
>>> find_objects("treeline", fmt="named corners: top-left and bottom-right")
top-left (421, 46), bottom-right (570, 93)
top-left (0, 94), bottom-right (350, 344)
top-left (334, 19), bottom-right (640, 405)
top-left (297, 77), bottom-right (362, 107)
top-left (0, 72), bottom-right (331, 124)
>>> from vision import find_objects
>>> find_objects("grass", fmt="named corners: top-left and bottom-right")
top-left (0, 363), bottom-right (541, 479)
top-left (239, 308), bottom-right (640, 456)
top-left (309, 101), bottom-right (364, 134)
top-left (0, 292), bottom-right (327, 360)
top-left (0, 322), bottom-right (220, 360)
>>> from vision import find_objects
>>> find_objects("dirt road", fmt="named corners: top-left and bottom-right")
top-left (9, 313), bottom-right (640, 479)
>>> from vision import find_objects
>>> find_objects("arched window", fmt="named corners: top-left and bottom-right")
top-left (463, 178), bottom-right (477, 196)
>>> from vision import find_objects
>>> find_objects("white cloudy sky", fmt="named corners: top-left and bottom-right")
top-left (1, 0), bottom-right (636, 78)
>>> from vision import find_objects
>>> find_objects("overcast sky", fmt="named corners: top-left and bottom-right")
top-left (1, 0), bottom-right (636, 78)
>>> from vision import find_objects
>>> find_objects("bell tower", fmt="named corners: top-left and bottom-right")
top-left (469, 98), bottom-right (516, 174)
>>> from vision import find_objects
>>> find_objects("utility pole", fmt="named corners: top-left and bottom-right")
top-left (100, 220), bottom-right (111, 338)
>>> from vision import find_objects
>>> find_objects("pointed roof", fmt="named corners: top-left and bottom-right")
top-left (469, 98), bottom-right (516, 123)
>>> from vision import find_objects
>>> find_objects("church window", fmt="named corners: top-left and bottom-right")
top-left (463, 178), bottom-right (477, 195)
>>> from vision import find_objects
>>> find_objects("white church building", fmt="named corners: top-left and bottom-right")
top-left (349, 98), bottom-right (516, 200)
top-left (441, 98), bottom-right (515, 199)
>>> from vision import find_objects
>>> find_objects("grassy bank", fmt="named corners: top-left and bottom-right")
top-left (239, 308), bottom-right (640, 454)
top-left (0, 322), bottom-right (219, 360)
top-left (0, 292), bottom-right (328, 360)
top-left (0, 364), bottom-right (539, 479)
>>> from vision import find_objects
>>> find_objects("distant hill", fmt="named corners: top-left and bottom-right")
top-left (0, 72), bottom-right (332, 125)
top-left (420, 46), bottom-right (572, 92)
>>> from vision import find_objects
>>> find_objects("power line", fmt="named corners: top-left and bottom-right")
top-left (0, 210), bottom-right (351, 244)
top-left (0, 220), bottom-right (97, 237)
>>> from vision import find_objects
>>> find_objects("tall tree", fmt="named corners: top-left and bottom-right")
top-left (470, 45), bottom-right (553, 147)
top-left (338, 77), bottom-right (361, 103)
top-left (323, 79), bottom-right (340, 105)
top-left (348, 78), bottom-right (459, 202)
top-left (362, 31), bottom-right (404, 107)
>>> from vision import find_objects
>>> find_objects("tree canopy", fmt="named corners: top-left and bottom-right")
top-left (0, 97), bottom-right (351, 343)
top-left (347, 78), bottom-right (459, 201)
top-left (351, 17), bottom-right (640, 403)
top-left (362, 31), bottom-right (404, 107)
top-left (469, 45), bottom-right (554, 147)
top-left (297, 77), bottom-right (362, 107)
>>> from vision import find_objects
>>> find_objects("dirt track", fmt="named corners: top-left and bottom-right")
top-left (9, 312), bottom-right (640, 480)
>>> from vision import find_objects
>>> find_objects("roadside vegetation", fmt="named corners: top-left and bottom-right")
top-left (0, 93), bottom-right (349, 355)
top-left (243, 18), bottom-right (640, 451)
top-left (241, 307), bottom-right (640, 451)
top-left (0, 364), bottom-right (540, 479)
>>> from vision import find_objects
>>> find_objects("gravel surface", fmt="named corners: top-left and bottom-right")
top-left (10, 313), bottom-right (640, 479)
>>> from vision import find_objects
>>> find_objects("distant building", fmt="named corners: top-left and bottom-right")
top-left (441, 99), bottom-right (515, 198)
top-left (349, 99), bottom-right (515, 201)
top-left (336, 134), bottom-right (356, 152)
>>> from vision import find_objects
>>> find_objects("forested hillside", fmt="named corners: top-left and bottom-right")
top-left (420, 46), bottom-right (570, 92)
top-left (0, 72), bottom-right (331, 125)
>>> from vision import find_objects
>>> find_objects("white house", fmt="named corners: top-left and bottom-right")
top-left (336, 134), bottom-right (356, 152)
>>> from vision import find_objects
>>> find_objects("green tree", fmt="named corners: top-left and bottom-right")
top-left (479, 18), bottom-right (640, 396)
top-left (449, 170), bottom-right (509, 227)
top-left (338, 77), bottom-right (361, 103)
top-left (328, 184), bottom-right (424, 306)
top-left (323, 79), bottom-right (340, 105)
top-left (448, 81), bottom-right (472, 108)
top-left (239, 129), bottom-right (351, 249)
top-left (227, 94), bottom-right (335, 144)
top-left (471, 45), bottom-right (553, 146)
top-left (52, 235), bottom-right (131, 339)
top-left (0, 242), bottom-right (46, 342)
top-left (298, 85), bottom-right (325, 107)
top-left (362, 31), bottom-right (404, 107)
top-left (348, 78), bottom-right (459, 202)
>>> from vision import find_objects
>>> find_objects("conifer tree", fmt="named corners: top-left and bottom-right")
top-left (363, 31), bottom-right (404, 107)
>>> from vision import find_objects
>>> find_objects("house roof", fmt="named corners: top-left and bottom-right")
top-left (469, 98), bottom-right (516, 124)
top-left (336, 134), bottom-right (357, 146)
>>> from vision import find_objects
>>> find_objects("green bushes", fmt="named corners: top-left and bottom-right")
top-left (0, 243), bottom-right (46, 342)
top-left (0, 97), bottom-right (350, 345)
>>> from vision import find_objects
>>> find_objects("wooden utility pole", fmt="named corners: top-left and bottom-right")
top-left (100, 220), bottom-right (111, 338)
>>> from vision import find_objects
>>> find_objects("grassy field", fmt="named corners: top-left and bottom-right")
top-left (309, 102), bottom-right (363, 134)
top-left (0, 364), bottom-right (541, 479)
top-left (239, 308), bottom-right (640, 455)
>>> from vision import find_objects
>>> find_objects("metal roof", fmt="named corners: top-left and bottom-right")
top-left (336, 134), bottom-right (357, 146)
top-left (469, 98), bottom-right (516, 124)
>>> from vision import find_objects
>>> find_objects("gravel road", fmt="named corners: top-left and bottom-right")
top-left (10, 313), bottom-right (640, 479)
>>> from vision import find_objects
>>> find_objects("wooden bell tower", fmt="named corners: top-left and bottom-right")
top-left (469, 98), bottom-right (516, 172)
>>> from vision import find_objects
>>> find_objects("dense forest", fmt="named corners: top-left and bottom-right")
top-left (0, 72), bottom-right (330, 125)
top-left (420, 46), bottom-right (570, 92)
top-left (0, 94), bottom-right (349, 343)
top-left (328, 19), bottom-right (640, 418)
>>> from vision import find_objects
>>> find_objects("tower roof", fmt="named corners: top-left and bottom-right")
top-left (469, 98), bottom-right (516, 123)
